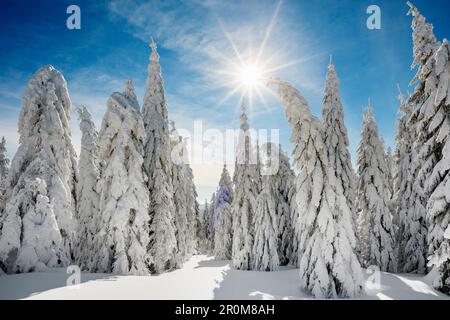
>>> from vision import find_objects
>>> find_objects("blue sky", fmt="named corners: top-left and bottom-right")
top-left (0, 0), bottom-right (449, 200)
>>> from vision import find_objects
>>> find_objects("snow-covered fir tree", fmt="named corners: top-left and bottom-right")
top-left (213, 165), bottom-right (234, 260)
top-left (142, 39), bottom-right (177, 273)
top-left (0, 137), bottom-right (9, 181)
top-left (0, 66), bottom-right (78, 273)
top-left (269, 78), bottom-right (363, 298)
top-left (185, 164), bottom-right (199, 256)
top-left (393, 86), bottom-right (427, 273)
top-left (170, 121), bottom-right (191, 265)
top-left (194, 204), bottom-right (205, 254)
top-left (231, 104), bottom-right (259, 270)
top-left (0, 137), bottom-right (9, 217)
top-left (75, 106), bottom-right (100, 271)
top-left (356, 103), bottom-right (397, 273)
top-left (405, 2), bottom-right (441, 265)
top-left (405, 3), bottom-right (450, 292)
top-left (201, 199), bottom-right (211, 252)
top-left (206, 192), bottom-right (217, 244)
top-left (92, 81), bottom-right (150, 275)
top-left (275, 147), bottom-right (295, 266)
top-left (322, 59), bottom-right (357, 227)
top-left (252, 143), bottom-right (282, 271)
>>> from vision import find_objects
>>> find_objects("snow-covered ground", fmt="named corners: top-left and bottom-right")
top-left (0, 255), bottom-right (448, 300)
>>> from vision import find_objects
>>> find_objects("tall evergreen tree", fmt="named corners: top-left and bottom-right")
top-left (393, 86), bottom-right (427, 273)
top-left (0, 66), bottom-right (78, 273)
top-left (92, 81), bottom-right (150, 275)
top-left (275, 148), bottom-right (295, 266)
top-left (0, 137), bottom-right (9, 217)
top-left (213, 165), bottom-right (234, 260)
top-left (200, 199), bottom-right (210, 254)
top-left (356, 103), bottom-right (397, 272)
top-left (75, 106), bottom-right (100, 271)
top-left (142, 40), bottom-right (177, 273)
top-left (170, 121), bottom-right (190, 265)
top-left (252, 142), bottom-right (289, 271)
top-left (207, 192), bottom-right (217, 244)
top-left (0, 137), bottom-right (9, 181)
top-left (232, 105), bottom-right (259, 270)
top-left (406, 2), bottom-right (450, 292)
top-left (269, 78), bottom-right (363, 298)
top-left (322, 59), bottom-right (357, 227)
top-left (185, 164), bottom-right (199, 257)
top-left (394, 86), bottom-right (428, 274)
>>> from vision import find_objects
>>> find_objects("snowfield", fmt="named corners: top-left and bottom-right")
top-left (0, 255), bottom-right (448, 300)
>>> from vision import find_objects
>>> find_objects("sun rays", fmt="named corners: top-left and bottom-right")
top-left (205, 1), bottom-right (304, 115)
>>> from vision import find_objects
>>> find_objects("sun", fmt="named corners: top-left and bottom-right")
top-left (206, 1), bottom-right (306, 111)
top-left (238, 63), bottom-right (263, 87)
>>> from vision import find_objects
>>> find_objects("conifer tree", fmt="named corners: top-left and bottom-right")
top-left (0, 137), bottom-right (9, 181)
top-left (252, 143), bottom-right (282, 271)
top-left (213, 165), bottom-right (234, 260)
top-left (406, 2), bottom-right (450, 292)
top-left (0, 66), bottom-right (78, 273)
top-left (0, 137), bottom-right (9, 217)
top-left (75, 106), bottom-right (100, 271)
top-left (322, 59), bottom-right (357, 227)
top-left (185, 164), bottom-right (199, 256)
top-left (276, 148), bottom-right (295, 266)
top-left (269, 78), bottom-right (363, 298)
top-left (92, 81), bottom-right (150, 275)
top-left (232, 105), bottom-right (259, 270)
top-left (142, 40), bottom-right (177, 273)
top-left (170, 121), bottom-right (191, 265)
top-left (356, 103), bottom-right (397, 272)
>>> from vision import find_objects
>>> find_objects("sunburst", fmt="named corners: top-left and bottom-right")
top-left (211, 1), bottom-right (292, 113)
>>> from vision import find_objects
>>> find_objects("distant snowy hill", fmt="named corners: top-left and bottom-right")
top-left (0, 255), bottom-right (447, 300)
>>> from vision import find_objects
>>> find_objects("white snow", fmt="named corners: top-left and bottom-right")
top-left (0, 255), bottom-right (447, 300)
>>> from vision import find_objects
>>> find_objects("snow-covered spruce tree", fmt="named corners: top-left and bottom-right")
top-left (207, 192), bottom-right (217, 244)
top-left (255, 142), bottom-right (295, 266)
top-left (142, 40), bottom-right (177, 273)
top-left (0, 137), bottom-right (9, 181)
top-left (170, 121), bottom-right (190, 265)
top-left (213, 165), bottom-right (234, 260)
top-left (75, 106), bottom-right (100, 271)
top-left (171, 131), bottom-right (198, 258)
top-left (92, 81), bottom-right (150, 275)
top-left (0, 66), bottom-right (78, 273)
top-left (322, 60), bottom-right (357, 228)
top-left (421, 39), bottom-right (450, 293)
top-left (185, 165), bottom-right (199, 256)
top-left (202, 199), bottom-right (209, 237)
top-left (200, 199), bottom-right (211, 253)
top-left (405, 3), bottom-right (450, 291)
top-left (231, 106), bottom-right (259, 270)
top-left (0, 137), bottom-right (10, 217)
top-left (356, 103), bottom-right (397, 272)
top-left (269, 79), bottom-right (363, 298)
top-left (393, 87), bottom-right (427, 273)
top-left (194, 203), bottom-right (204, 254)
top-left (252, 143), bottom-right (282, 271)
top-left (276, 148), bottom-right (295, 266)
